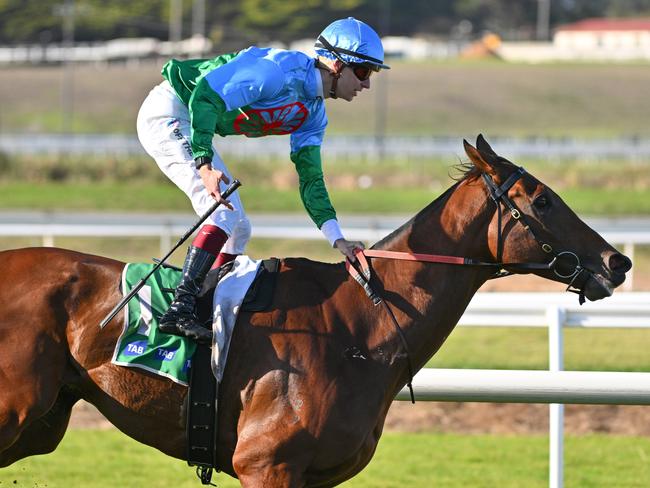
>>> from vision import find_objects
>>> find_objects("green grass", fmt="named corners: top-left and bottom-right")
top-left (428, 327), bottom-right (650, 372)
top-left (1, 180), bottom-right (650, 216)
top-left (3, 429), bottom-right (650, 487)
top-left (1, 180), bottom-right (435, 213)
top-left (562, 188), bottom-right (650, 215)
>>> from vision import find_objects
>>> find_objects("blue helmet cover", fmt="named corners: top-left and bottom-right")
top-left (315, 17), bottom-right (389, 70)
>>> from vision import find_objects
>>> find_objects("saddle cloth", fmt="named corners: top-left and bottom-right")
top-left (112, 256), bottom-right (264, 385)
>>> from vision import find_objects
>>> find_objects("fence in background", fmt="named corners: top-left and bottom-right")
top-left (0, 37), bottom-right (211, 64)
top-left (3, 133), bottom-right (650, 159)
top-left (397, 292), bottom-right (650, 488)
top-left (0, 216), bottom-right (646, 290)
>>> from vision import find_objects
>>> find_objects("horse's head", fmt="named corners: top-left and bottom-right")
top-left (463, 135), bottom-right (632, 302)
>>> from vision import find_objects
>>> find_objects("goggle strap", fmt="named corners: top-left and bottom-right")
top-left (329, 68), bottom-right (341, 99)
top-left (316, 35), bottom-right (384, 67)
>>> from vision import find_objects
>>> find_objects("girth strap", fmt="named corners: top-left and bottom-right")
top-left (186, 344), bottom-right (219, 485)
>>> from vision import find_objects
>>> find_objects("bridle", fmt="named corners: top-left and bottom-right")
top-left (479, 166), bottom-right (592, 302)
top-left (351, 166), bottom-right (593, 301)
top-left (345, 166), bottom-right (594, 402)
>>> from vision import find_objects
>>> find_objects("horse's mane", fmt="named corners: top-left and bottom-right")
top-left (453, 162), bottom-right (482, 182)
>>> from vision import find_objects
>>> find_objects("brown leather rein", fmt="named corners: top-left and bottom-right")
top-left (345, 167), bottom-right (594, 402)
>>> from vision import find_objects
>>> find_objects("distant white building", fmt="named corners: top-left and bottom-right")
top-left (554, 18), bottom-right (650, 51)
top-left (380, 36), bottom-right (461, 60)
top-left (497, 18), bottom-right (650, 62)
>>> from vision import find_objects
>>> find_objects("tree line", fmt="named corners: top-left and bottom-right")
top-left (2, 0), bottom-right (650, 46)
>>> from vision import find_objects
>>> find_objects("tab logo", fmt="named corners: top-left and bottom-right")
top-left (183, 359), bottom-right (192, 372)
top-left (124, 340), bottom-right (148, 356)
top-left (156, 347), bottom-right (178, 361)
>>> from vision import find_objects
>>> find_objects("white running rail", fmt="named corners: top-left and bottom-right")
top-left (396, 292), bottom-right (650, 488)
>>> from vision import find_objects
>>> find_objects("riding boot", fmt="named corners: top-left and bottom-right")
top-left (159, 246), bottom-right (216, 344)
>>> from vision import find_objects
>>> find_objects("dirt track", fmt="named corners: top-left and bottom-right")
top-left (69, 399), bottom-right (650, 435)
top-left (385, 402), bottom-right (650, 435)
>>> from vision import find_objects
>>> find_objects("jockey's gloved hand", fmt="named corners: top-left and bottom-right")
top-left (198, 164), bottom-right (234, 210)
top-left (334, 238), bottom-right (365, 262)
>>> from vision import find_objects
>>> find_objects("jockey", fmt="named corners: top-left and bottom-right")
top-left (136, 17), bottom-right (390, 343)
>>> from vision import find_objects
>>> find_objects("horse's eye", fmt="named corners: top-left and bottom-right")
top-left (534, 195), bottom-right (549, 209)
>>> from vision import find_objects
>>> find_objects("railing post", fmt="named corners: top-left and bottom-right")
top-left (547, 305), bottom-right (566, 488)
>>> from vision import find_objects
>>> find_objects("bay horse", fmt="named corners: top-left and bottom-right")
top-left (0, 136), bottom-right (631, 486)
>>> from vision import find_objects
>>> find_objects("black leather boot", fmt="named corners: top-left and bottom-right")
top-left (159, 246), bottom-right (216, 344)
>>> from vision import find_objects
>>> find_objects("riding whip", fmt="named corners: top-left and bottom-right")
top-left (99, 179), bottom-right (242, 329)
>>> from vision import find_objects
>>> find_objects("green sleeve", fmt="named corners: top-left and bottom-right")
top-left (187, 79), bottom-right (228, 160)
top-left (290, 145), bottom-right (337, 228)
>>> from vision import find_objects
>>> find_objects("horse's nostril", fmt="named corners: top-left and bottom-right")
top-left (609, 253), bottom-right (632, 274)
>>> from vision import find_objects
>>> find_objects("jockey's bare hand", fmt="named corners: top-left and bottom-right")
top-left (334, 238), bottom-right (365, 262)
top-left (199, 166), bottom-right (234, 210)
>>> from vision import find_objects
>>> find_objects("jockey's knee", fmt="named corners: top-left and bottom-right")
top-left (235, 216), bottom-right (252, 245)
top-left (221, 216), bottom-right (251, 255)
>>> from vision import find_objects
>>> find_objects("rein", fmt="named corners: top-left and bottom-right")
top-left (346, 167), bottom-right (593, 403)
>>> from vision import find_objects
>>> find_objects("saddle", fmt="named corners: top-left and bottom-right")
top-left (194, 257), bottom-right (280, 324)
top-left (185, 257), bottom-right (280, 484)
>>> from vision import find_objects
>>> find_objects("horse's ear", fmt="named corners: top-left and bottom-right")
top-left (476, 134), bottom-right (498, 157)
top-left (463, 139), bottom-right (494, 175)
top-left (465, 136), bottom-right (507, 181)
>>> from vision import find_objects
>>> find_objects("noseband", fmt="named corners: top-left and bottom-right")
top-left (481, 167), bottom-right (592, 303)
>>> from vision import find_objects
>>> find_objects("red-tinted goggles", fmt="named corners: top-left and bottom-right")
top-left (349, 63), bottom-right (374, 81)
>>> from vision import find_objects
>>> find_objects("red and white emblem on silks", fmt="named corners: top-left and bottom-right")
top-left (233, 102), bottom-right (308, 137)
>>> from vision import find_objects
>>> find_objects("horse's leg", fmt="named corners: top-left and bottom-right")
top-left (0, 279), bottom-right (70, 464)
top-left (232, 430), bottom-right (312, 488)
top-left (0, 387), bottom-right (78, 467)
top-left (0, 352), bottom-right (69, 467)
top-left (0, 363), bottom-right (67, 463)
top-left (236, 462), bottom-right (306, 488)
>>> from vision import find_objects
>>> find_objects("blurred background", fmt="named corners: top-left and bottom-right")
top-left (2, 2), bottom-right (650, 487)
top-left (1, 0), bottom-right (649, 278)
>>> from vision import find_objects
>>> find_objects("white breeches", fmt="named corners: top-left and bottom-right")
top-left (136, 81), bottom-right (251, 255)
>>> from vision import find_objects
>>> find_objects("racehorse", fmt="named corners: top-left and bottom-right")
top-left (0, 136), bottom-right (631, 487)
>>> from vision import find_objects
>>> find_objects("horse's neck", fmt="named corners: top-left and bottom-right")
top-left (369, 179), bottom-right (495, 375)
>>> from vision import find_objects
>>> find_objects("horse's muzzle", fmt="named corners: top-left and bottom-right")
top-left (607, 252), bottom-right (633, 277)
top-left (582, 252), bottom-right (632, 301)
top-left (583, 274), bottom-right (614, 301)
